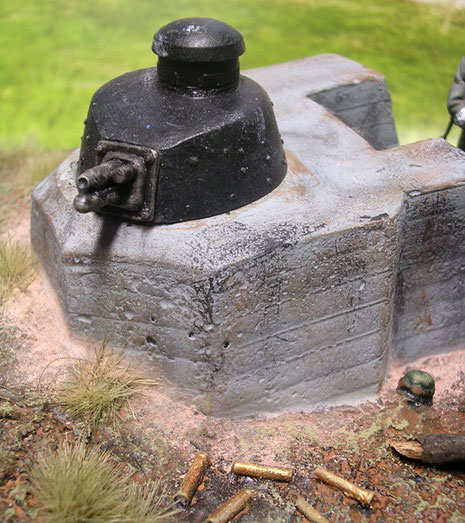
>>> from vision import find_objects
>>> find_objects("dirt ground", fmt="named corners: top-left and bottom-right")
top-left (1, 208), bottom-right (465, 521)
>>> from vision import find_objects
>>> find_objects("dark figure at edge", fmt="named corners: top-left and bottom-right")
top-left (448, 57), bottom-right (465, 150)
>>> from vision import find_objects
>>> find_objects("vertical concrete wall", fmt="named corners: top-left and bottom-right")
top-left (393, 185), bottom-right (465, 360)
top-left (204, 220), bottom-right (399, 416)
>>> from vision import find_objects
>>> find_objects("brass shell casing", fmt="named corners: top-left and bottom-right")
top-left (314, 466), bottom-right (374, 507)
top-left (295, 494), bottom-right (329, 523)
top-left (233, 461), bottom-right (294, 482)
top-left (174, 452), bottom-right (211, 507)
top-left (205, 489), bottom-right (253, 523)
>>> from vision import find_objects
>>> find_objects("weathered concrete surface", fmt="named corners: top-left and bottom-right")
top-left (31, 54), bottom-right (465, 417)
top-left (393, 185), bottom-right (465, 360)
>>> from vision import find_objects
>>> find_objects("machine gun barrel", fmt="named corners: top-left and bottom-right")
top-left (112, 162), bottom-right (138, 184)
top-left (77, 159), bottom-right (137, 191)
top-left (74, 158), bottom-right (140, 214)
top-left (77, 159), bottom-right (123, 191)
top-left (73, 186), bottom-right (121, 213)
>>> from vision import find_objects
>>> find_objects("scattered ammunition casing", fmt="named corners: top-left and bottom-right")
top-left (174, 452), bottom-right (211, 507)
top-left (314, 466), bottom-right (374, 507)
top-left (205, 489), bottom-right (253, 523)
top-left (295, 494), bottom-right (329, 523)
top-left (233, 461), bottom-right (294, 482)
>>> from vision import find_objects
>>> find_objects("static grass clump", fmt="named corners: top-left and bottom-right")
top-left (0, 237), bottom-right (37, 305)
top-left (57, 344), bottom-right (158, 428)
top-left (32, 442), bottom-right (176, 522)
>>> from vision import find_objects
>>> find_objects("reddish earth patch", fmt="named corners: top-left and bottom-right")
top-left (0, 395), bottom-right (76, 520)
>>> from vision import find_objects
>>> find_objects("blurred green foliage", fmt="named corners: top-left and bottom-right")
top-left (1, 0), bottom-right (464, 148)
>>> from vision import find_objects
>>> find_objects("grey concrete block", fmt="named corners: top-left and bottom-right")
top-left (31, 54), bottom-right (465, 417)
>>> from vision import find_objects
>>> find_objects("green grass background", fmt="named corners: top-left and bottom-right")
top-left (1, 0), bottom-right (465, 150)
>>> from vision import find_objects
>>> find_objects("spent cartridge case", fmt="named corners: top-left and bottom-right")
top-left (205, 489), bottom-right (253, 523)
top-left (314, 466), bottom-right (374, 507)
top-left (174, 452), bottom-right (211, 507)
top-left (233, 461), bottom-right (294, 482)
top-left (295, 494), bottom-right (329, 523)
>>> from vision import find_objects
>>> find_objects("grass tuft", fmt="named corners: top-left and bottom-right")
top-left (56, 343), bottom-right (159, 429)
top-left (0, 237), bottom-right (37, 305)
top-left (32, 441), bottom-right (177, 522)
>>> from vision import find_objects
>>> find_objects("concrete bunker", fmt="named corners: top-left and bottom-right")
top-left (31, 19), bottom-right (465, 417)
